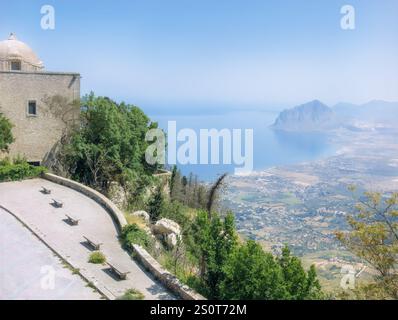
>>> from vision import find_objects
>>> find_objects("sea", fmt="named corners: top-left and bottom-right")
top-left (150, 109), bottom-right (336, 182)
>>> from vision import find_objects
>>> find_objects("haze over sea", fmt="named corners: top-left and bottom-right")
top-left (150, 107), bottom-right (336, 181)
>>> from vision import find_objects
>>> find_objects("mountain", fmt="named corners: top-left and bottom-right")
top-left (271, 100), bottom-right (338, 132)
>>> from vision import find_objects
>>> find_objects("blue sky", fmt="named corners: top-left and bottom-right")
top-left (1, 0), bottom-right (398, 111)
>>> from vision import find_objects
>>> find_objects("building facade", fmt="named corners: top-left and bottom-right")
top-left (0, 33), bottom-right (80, 163)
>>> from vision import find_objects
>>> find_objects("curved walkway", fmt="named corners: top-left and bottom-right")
top-left (0, 179), bottom-right (174, 300)
top-left (0, 207), bottom-right (102, 300)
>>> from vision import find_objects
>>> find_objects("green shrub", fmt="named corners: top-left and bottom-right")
top-left (88, 251), bottom-right (106, 264)
top-left (0, 157), bottom-right (11, 166)
top-left (120, 223), bottom-right (153, 251)
top-left (0, 113), bottom-right (14, 152)
top-left (0, 162), bottom-right (47, 182)
top-left (117, 289), bottom-right (145, 300)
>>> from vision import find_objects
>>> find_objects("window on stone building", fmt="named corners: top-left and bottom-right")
top-left (28, 101), bottom-right (37, 116)
top-left (10, 60), bottom-right (21, 71)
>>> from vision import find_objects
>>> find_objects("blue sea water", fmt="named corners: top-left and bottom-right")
top-left (150, 110), bottom-right (336, 182)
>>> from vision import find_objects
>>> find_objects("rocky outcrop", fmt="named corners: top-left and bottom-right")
top-left (152, 218), bottom-right (181, 248)
top-left (152, 218), bottom-right (181, 236)
top-left (108, 182), bottom-right (128, 209)
top-left (131, 210), bottom-right (150, 222)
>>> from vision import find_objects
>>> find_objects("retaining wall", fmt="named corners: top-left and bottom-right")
top-left (133, 244), bottom-right (206, 300)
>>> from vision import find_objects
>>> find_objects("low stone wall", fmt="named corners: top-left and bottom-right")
top-left (42, 173), bottom-right (127, 232)
top-left (133, 244), bottom-right (206, 300)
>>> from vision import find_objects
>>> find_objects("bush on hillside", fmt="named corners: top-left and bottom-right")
top-left (120, 223), bottom-right (153, 252)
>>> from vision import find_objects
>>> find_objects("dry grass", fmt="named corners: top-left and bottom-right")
top-left (124, 212), bottom-right (147, 229)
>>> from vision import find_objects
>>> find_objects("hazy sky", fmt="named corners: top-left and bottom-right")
top-left (1, 0), bottom-right (398, 110)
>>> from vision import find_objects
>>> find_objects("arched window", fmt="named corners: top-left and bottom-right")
top-left (10, 60), bottom-right (21, 71)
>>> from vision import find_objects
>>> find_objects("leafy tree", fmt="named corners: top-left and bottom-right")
top-left (189, 210), bottom-right (323, 300)
top-left (221, 241), bottom-right (287, 300)
top-left (0, 113), bottom-right (14, 152)
top-left (191, 211), bottom-right (238, 299)
top-left (336, 192), bottom-right (398, 299)
top-left (278, 246), bottom-right (323, 299)
top-left (221, 243), bottom-right (322, 300)
top-left (148, 186), bottom-right (164, 222)
top-left (61, 93), bottom-right (159, 193)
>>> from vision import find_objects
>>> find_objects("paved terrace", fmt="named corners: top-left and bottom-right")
top-left (0, 207), bottom-right (102, 299)
top-left (0, 179), bottom-right (174, 300)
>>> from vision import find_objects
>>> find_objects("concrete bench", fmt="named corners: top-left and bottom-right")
top-left (65, 214), bottom-right (80, 226)
top-left (41, 186), bottom-right (52, 194)
top-left (83, 236), bottom-right (102, 250)
top-left (52, 199), bottom-right (63, 208)
top-left (107, 261), bottom-right (130, 280)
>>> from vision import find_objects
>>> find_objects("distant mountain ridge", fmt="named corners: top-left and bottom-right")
top-left (272, 100), bottom-right (398, 132)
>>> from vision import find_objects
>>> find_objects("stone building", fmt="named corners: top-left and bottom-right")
top-left (0, 33), bottom-right (80, 164)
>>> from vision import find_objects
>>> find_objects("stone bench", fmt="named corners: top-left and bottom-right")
top-left (51, 199), bottom-right (63, 208)
top-left (65, 214), bottom-right (80, 226)
top-left (83, 236), bottom-right (102, 251)
top-left (41, 186), bottom-right (52, 194)
top-left (107, 261), bottom-right (130, 280)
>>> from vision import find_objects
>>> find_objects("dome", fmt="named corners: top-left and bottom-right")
top-left (0, 33), bottom-right (44, 71)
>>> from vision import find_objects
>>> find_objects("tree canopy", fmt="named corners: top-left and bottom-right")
top-left (337, 191), bottom-right (398, 299)
top-left (189, 211), bottom-right (323, 300)
top-left (61, 93), bottom-right (160, 192)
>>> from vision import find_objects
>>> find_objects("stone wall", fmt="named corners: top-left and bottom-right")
top-left (0, 71), bottom-right (80, 162)
top-left (133, 244), bottom-right (206, 300)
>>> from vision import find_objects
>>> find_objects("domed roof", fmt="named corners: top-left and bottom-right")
top-left (0, 33), bottom-right (43, 69)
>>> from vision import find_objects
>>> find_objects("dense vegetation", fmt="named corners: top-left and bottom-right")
top-left (59, 93), bottom-right (160, 202)
top-left (123, 172), bottom-right (324, 300)
top-left (0, 157), bottom-right (47, 182)
top-left (121, 223), bottom-right (154, 251)
top-left (0, 113), bottom-right (14, 152)
top-left (186, 211), bottom-right (323, 299)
